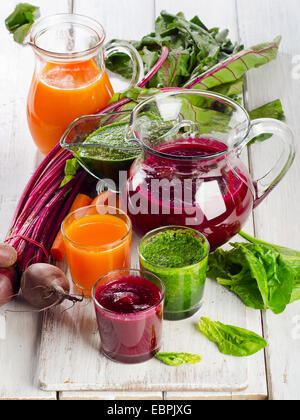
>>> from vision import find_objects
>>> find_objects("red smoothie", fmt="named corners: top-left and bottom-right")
top-left (126, 138), bottom-right (253, 250)
top-left (94, 273), bottom-right (164, 364)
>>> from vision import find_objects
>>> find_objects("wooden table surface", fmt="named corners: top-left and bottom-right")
top-left (1, 0), bottom-right (300, 400)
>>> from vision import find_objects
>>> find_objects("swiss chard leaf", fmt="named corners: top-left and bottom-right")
top-left (155, 352), bottom-right (202, 366)
top-left (198, 317), bottom-right (267, 357)
top-left (106, 10), bottom-right (243, 88)
top-left (186, 37), bottom-right (281, 90)
top-left (179, 98), bottom-right (231, 134)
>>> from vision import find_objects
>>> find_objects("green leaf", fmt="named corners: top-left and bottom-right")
top-left (105, 51), bottom-right (133, 80)
top-left (148, 49), bottom-right (191, 88)
top-left (187, 37), bottom-right (281, 90)
top-left (180, 98), bottom-right (231, 135)
top-left (239, 231), bottom-right (300, 305)
top-left (106, 10), bottom-right (243, 88)
top-left (59, 158), bottom-right (80, 188)
top-left (13, 23), bottom-right (32, 44)
top-left (291, 283), bottom-right (300, 304)
top-left (248, 244), bottom-right (294, 314)
top-left (198, 317), bottom-right (267, 357)
top-left (249, 99), bottom-right (285, 121)
top-left (247, 99), bottom-right (285, 145)
top-left (208, 242), bottom-right (294, 314)
top-left (5, 3), bottom-right (40, 44)
top-left (155, 352), bottom-right (202, 366)
top-left (209, 248), bottom-right (266, 310)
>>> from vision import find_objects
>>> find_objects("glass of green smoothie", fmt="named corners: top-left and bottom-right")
top-left (139, 226), bottom-right (210, 321)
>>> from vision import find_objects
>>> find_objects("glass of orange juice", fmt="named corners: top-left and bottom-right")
top-left (61, 205), bottom-right (132, 298)
top-left (25, 14), bottom-right (144, 154)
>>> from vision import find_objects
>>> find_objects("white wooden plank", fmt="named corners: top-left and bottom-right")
top-left (0, 0), bottom-right (70, 400)
top-left (74, 0), bottom-right (155, 40)
top-left (237, 0), bottom-right (300, 401)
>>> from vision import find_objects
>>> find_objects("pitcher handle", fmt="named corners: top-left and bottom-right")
top-left (104, 40), bottom-right (144, 90)
top-left (243, 118), bottom-right (295, 209)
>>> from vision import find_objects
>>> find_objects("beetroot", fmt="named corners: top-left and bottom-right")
top-left (0, 243), bottom-right (18, 268)
top-left (21, 263), bottom-right (82, 309)
top-left (0, 267), bottom-right (19, 306)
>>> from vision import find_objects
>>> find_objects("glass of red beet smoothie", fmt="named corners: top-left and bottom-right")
top-left (92, 269), bottom-right (165, 364)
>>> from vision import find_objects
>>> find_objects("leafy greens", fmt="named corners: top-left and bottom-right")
top-left (5, 3), bottom-right (40, 44)
top-left (107, 11), bottom-right (244, 88)
top-left (106, 10), bottom-right (283, 145)
top-left (155, 352), bottom-right (202, 366)
top-left (208, 232), bottom-right (300, 314)
top-left (198, 317), bottom-right (267, 357)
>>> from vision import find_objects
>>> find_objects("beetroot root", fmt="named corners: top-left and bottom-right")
top-left (0, 243), bottom-right (18, 268)
top-left (0, 267), bottom-right (19, 306)
top-left (21, 263), bottom-right (82, 309)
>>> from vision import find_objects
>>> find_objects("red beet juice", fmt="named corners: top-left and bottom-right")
top-left (126, 138), bottom-right (254, 250)
top-left (93, 272), bottom-right (164, 364)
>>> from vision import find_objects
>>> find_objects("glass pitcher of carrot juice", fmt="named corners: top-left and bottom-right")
top-left (25, 14), bottom-right (143, 154)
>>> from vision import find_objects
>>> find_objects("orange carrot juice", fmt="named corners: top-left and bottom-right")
top-left (62, 207), bottom-right (131, 298)
top-left (27, 60), bottom-right (114, 154)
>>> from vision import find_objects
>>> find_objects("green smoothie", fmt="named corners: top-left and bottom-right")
top-left (139, 226), bottom-right (209, 321)
top-left (74, 113), bottom-right (174, 184)
top-left (75, 121), bottom-right (140, 183)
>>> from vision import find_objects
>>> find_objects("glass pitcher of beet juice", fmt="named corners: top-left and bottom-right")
top-left (124, 90), bottom-right (295, 250)
top-left (25, 14), bottom-right (143, 154)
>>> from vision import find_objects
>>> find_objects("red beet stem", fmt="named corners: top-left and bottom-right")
top-left (34, 171), bottom-right (88, 268)
top-left (137, 46), bottom-right (169, 88)
top-left (8, 169), bottom-right (64, 245)
top-left (99, 47), bottom-right (169, 115)
top-left (19, 176), bottom-right (78, 271)
top-left (8, 143), bottom-right (62, 232)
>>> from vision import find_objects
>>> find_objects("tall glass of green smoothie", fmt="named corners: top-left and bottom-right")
top-left (139, 226), bottom-right (209, 321)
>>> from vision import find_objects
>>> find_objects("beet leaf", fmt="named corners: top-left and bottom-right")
top-left (106, 10), bottom-right (243, 88)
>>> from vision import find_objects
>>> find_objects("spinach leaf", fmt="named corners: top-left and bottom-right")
top-left (5, 3), bottom-right (40, 44)
top-left (208, 242), bottom-right (294, 314)
top-left (239, 231), bottom-right (300, 305)
top-left (198, 317), bottom-right (267, 357)
top-left (209, 248), bottom-right (266, 310)
top-left (156, 352), bottom-right (202, 366)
